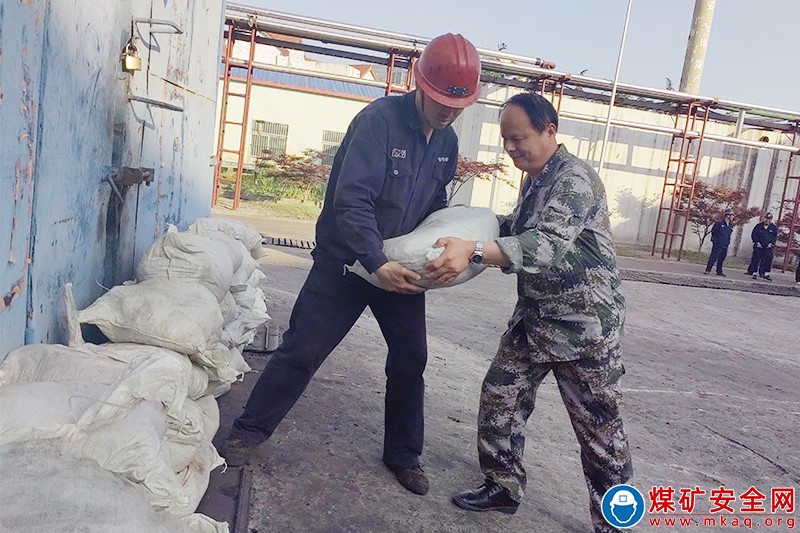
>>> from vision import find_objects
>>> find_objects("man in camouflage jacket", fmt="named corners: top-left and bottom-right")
top-left (428, 92), bottom-right (633, 532)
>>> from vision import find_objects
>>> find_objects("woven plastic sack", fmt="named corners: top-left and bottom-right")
top-left (136, 226), bottom-right (235, 302)
top-left (347, 206), bottom-right (500, 289)
top-left (77, 279), bottom-right (223, 357)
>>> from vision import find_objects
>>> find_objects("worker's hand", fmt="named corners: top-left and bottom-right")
top-left (375, 261), bottom-right (426, 294)
top-left (425, 237), bottom-right (473, 286)
top-left (756, 242), bottom-right (763, 248)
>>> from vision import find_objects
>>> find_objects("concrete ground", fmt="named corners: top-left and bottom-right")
top-left (198, 234), bottom-right (799, 532)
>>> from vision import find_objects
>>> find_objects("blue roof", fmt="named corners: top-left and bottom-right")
top-left (231, 67), bottom-right (385, 100)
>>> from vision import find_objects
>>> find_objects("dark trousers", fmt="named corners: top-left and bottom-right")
top-left (747, 247), bottom-right (774, 276)
top-left (233, 260), bottom-right (428, 469)
top-left (705, 244), bottom-right (728, 273)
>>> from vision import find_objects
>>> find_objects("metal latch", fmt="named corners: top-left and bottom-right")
top-left (104, 166), bottom-right (155, 204)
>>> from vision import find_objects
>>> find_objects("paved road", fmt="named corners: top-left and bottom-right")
top-left (203, 246), bottom-right (800, 533)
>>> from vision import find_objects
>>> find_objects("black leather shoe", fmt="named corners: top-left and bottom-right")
top-left (452, 480), bottom-right (520, 514)
top-left (221, 436), bottom-right (257, 467)
top-left (387, 465), bottom-right (429, 495)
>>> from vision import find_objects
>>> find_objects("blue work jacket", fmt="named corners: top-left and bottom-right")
top-left (313, 91), bottom-right (458, 273)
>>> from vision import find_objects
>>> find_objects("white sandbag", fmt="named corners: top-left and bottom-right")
top-left (232, 253), bottom-right (260, 290)
top-left (203, 377), bottom-right (233, 399)
top-left (245, 267), bottom-right (270, 294)
top-left (0, 438), bottom-right (198, 533)
top-left (221, 307), bottom-right (269, 349)
top-left (64, 283), bottom-right (210, 400)
top-left (194, 394), bottom-right (221, 438)
top-left (227, 346), bottom-right (251, 374)
top-left (77, 347), bottom-right (189, 423)
top-left (0, 381), bottom-right (103, 444)
top-left (77, 400), bottom-right (188, 510)
top-left (346, 205), bottom-right (500, 289)
top-left (219, 291), bottom-right (238, 325)
top-left (136, 226), bottom-right (235, 301)
top-left (169, 440), bottom-right (225, 517)
top-left (166, 399), bottom-right (208, 473)
top-left (77, 278), bottom-right (223, 357)
top-left (0, 343), bottom-right (127, 386)
top-left (203, 233), bottom-right (258, 289)
top-left (187, 217), bottom-right (266, 259)
top-left (86, 342), bottom-right (210, 402)
top-left (182, 514), bottom-right (231, 533)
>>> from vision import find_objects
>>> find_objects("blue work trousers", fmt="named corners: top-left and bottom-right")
top-left (747, 246), bottom-right (774, 277)
top-left (705, 244), bottom-right (728, 274)
top-left (234, 260), bottom-right (428, 469)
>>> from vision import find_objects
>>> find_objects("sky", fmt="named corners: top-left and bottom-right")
top-left (242, 0), bottom-right (799, 112)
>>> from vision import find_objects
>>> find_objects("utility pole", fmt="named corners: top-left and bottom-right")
top-left (679, 0), bottom-right (717, 94)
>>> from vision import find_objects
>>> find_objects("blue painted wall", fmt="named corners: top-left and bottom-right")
top-left (0, 0), bottom-right (223, 359)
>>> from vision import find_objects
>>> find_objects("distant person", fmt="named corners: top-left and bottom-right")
top-left (704, 209), bottom-right (734, 276)
top-left (220, 33), bottom-right (482, 496)
top-left (426, 93), bottom-right (632, 532)
top-left (746, 213), bottom-right (777, 281)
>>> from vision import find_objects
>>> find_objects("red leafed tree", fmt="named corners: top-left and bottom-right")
top-left (687, 180), bottom-right (762, 250)
top-left (250, 149), bottom-right (330, 203)
top-left (449, 155), bottom-right (511, 204)
top-left (255, 149), bottom-right (329, 188)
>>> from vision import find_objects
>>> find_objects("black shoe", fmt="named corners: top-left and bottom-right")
top-left (703, 270), bottom-right (710, 275)
top-left (763, 274), bottom-right (772, 281)
top-left (387, 464), bottom-right (429, 495)
top-left (716, 272), bottom-right (726, 277)
top-left (452, 480), bottom-right (520, 514)
top-left (221, 437), bottom-right (255, 466)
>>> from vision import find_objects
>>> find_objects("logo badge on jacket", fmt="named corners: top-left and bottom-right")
top-left (438, 156), bottom-right (449, 163)
top-left (391, 148), bottom-right (407, 158)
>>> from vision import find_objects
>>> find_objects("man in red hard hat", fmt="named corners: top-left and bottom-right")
top-left (222, 33), bottom-right (481, 496)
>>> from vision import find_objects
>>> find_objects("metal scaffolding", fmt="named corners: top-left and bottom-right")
top-left (213, 18), bottom-right (257, 209)
top-left (215, 4), bottom-right (800, 265)
top-left (776, 127), bottom-right (800, 271)
top-left (652, 102), bottom-right (711, 260)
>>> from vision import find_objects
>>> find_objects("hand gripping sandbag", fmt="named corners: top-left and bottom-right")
top-left (347, 206), bottom-right (500, 289)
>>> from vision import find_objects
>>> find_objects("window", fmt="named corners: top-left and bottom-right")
top-left (391, 67), bottom-right (410, 86)
top-left (321, 130), bottom-right (346, 166)
top-left (251, 120), bottom-right (288, 158)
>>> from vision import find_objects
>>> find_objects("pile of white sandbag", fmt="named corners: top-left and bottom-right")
top-left (0, 338), bottom-right (227, 532)
top-left (0, 217), bottom-right (269, 533)
top-left (78, 217), bottom-right (270, 397)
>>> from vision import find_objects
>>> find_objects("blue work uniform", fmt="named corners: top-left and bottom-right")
top-left (705, 218), bottom-right (733, 274)
top-left (233, 91), bottom-right (458, 470)
top-left (747, 222), bottom-right (778, 277)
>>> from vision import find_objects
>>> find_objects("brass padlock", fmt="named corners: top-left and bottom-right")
top-left (122, 42), bottom-right (141, 72)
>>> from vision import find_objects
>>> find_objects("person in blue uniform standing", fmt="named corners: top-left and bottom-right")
top-left (746, 213), bottom-right (778, 281)
top-left (221, 33), bottom-right (482, 496)
top-left (704, 209), bottom-right (734, 276)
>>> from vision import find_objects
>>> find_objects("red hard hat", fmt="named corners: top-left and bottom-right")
top-left (414, 33), bottom-right (481, 108)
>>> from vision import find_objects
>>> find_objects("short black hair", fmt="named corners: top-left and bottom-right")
top-left (502, 92), bottom-right (558, 132)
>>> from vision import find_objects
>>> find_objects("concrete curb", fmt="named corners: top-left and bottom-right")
top-left (621, 268), bottom-right (800, 297)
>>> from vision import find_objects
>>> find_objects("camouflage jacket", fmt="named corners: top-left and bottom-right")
top-left (495, 145), bottom-right (625, 362)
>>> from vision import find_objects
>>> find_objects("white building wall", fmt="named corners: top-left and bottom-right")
top-left (216, 82), bottom-right (370, 164)
top-left (213, 77), bottom-right (792, 258)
